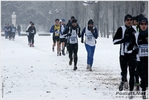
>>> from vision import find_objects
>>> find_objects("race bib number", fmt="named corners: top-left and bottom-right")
top-left (70, 37), bottom-right (77, 44)
top-left (31, 30), bottom-right (34, 33)
top-left (71, 37), bottom-right (76, 41)
top-left (12, 28), bottom-right (16, 32)
top-left (139, 44), bottom-right (148, 57)
top-left (55, 31), bottom-right (59, 36)
top-left (87, 35), bottom-right (92, 41)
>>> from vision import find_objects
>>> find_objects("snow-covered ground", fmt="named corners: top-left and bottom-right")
top-left (0, 34), bottom-right (141, 100)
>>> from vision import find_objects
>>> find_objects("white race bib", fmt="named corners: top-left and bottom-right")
top-left (31, 30), bottom-right (34, 33)
top-left (87, 35), bottom-right (92, 41)
top-left (139, 44), bottom-right (148, 57)
top-left (70, 37), bottom-right (76, 42)
top-left (55, 30), bottom-right (59, 36)
top-left (69, 30), bottom-right (77, 44)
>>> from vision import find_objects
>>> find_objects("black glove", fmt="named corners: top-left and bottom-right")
top-left (68, 33), bottom-right (71, 36)
top-left (133, 48), bottom-right (139, 54)
top-left (78, 33), bottom-right (81, 38)
top-left (91, 28), bottom-right (95, 33)
top-left (81, 39), bottom-right (84, 43)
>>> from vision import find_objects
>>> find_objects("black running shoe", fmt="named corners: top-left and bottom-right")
top-left (89, 67), bottom-right (92, 71)
top-left (119, 82), bottom-right (124, 91)
top-left (73, 66), bottom-right (77, 71)
top-left (69, 59), bottom-right (72, 65)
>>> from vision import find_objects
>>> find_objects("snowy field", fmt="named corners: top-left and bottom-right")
top-left (0, 34), bottom-right (142, 100)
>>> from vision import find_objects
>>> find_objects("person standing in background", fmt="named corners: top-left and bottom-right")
top-left (17, 24), bottom-right (21, 36)
top-left (11, 24), bottom-right (16, 40)
top-left (3, 24), bottom-right (8, 39)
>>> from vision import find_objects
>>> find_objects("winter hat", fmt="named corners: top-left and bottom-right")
top-left (59, 20), bottom-right (62, 22)
top-left (62, 19), bottom-right (65, 22)
top-left (124, 14), bottom-right (132, 21)
top-left (132, 16), bottom-right (137, 21)
top-left (71, 16), bottom-right (75, 19)
top-left (139, 17), bottom-right (148, 24)
top-left (137, 14), bottom-right (145, 22)
top-left (88, 19), bottom-right (94, 25)
top-left (31, 23), bottom-right (34, 25)
top-left (72, 19), bottom-right (77, 23)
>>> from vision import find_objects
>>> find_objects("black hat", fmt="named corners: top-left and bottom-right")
top-left (31, 23), bottom-right (34, 25)
top-left (124, 14), bottom-right (132, 21)
top-left (71, 16), bottom-right (75, 19)
top-left (132, 16), bottom-right (137, 20)
top-left (88, 19), bottom-right (94, 24)
top-left (72, 19), bottom-right (77, 23)
top-left (55, 19), bottom-right (59, 22)
top-left (30, 21), bottom-right (33, 24)
top-left (139, 17), bottom-right (148, 24)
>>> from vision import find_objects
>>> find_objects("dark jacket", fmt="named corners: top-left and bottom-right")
top-left (63, 25), bottom-right (81, 38)
top-left (137, 28), bottom-right (148, 61)
top-left (17, 25), bottom-right (21, 31)
top-left (27, 26), bottom-right (36, 35)
top-left (113, 25), bottom-right (137, 56)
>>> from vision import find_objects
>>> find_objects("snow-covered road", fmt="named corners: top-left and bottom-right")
top-left (1, 34), bottom-right (122, 99)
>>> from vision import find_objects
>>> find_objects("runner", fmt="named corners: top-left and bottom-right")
top-left (50, 19), bottom-right (61, 56)
top-left (81, 19), bottom-right (98, 71)
top-left (59, 19), bottom-right (67, 56)
top-left (136, 17), bottom-right (148, 99)
top-left (26, 23), bottom-right (36, 47)
top-left (113, 14), bottom-right (138, 99)
top-left (63, 19), bottom-right (81, 71)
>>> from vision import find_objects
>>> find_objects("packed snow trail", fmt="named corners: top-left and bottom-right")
top-left (1, 34), bottom-right (124, 99)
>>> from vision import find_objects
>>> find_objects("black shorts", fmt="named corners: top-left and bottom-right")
top-left (60, 38), bottom-right (66, 43)
top-left (53, 36), bottom-right (60, 43)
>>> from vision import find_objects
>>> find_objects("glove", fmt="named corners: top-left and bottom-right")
top-left (91, 28), bottom-right (95, 33)
top-left (78, 33), bottom-right (81, 38)
top-left (81, 39), bottom-right (84, 43)
top-left (133, 48), bottom-right (139, 54)
top-left (68, 33), bottom-right (71, 36)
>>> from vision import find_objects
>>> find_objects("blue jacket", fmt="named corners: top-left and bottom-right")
top-left (49, 25), bottom-right (55, 33)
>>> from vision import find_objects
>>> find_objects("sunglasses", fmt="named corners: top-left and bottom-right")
top-left (126, 19), bottom-right (132, 21)
top-left (140, 23), bottom-right (147, 26)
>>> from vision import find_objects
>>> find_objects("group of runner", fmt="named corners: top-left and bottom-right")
top-left (24, 14), bottom-right (148, 99)
top-left (3, 24), bottom-right (17, 40)
top-left (50, 16), bottom-right (98, 71)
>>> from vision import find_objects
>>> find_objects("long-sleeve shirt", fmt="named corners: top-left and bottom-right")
top-left (113, 25), bottom-right (137, 55)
